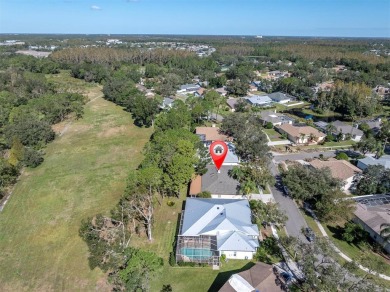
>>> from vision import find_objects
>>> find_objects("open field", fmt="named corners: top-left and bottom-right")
top-left (0, 75), bottom-right (152, 291)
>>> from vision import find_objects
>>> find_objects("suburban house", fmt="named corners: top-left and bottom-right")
top-left (245, 95), bottom-right (273, 107)
top-left (259, 110), bottom-right (294, 127)
top-left (176, 198), bottom-right (260, 266)
top-left (330, 121), bottom-right (363, 142)
top-left (266, 92), bottom-right (294, 104)
top-left (356, 155), bottom-right (390, 170)
top-left (219, 262), bottom-right (283, 292)
top-left (308, 158), bottom-right (362, 192)
top-left (189, 165), bottom-right (241, 199)
top-left (216, 87), bottom-right (228, 96)
top-left (194, 87), bottom-right (206, 97)
top-left (248, 84), bottom-right (258, 92)
top-left (276, 124), bottom-right (326, 144)
top-left (267, 70), bottom-right (290, 80)
top-left (177, 84), bottom-right (200, 94)
top-left (360, 118), bottom-right (382, 133)
top-left (226, 98), bottom-right (238, 112)
top-left (195, 126), bottom-right (229, 145)
top-left (353, 195), bottom-right (390, 254)
top-left (160, 97), bottom-right (175, 110)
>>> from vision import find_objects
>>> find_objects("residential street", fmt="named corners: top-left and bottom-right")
top-left (269, 159), bottom-right (309, 243)
top-left (272, 151), bottom-right (336, 162)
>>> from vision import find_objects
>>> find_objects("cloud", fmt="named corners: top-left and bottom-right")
top-left (91, 5), bottom-right (102, 10)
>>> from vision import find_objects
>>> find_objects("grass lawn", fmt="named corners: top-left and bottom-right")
top-left (0, 76), bottom-right (153, 291)
top-left (323, 223), bottom-right (390, 276)
top-left (305, 140), bottom-right (356, 149)
top-left (301, 108), bottom-right (343, 120)
top-left (263, 128), bottom-right (284, 141)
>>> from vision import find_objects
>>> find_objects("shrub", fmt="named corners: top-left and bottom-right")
top-left (167, 200), bottom-right (175, 207)
top-left (197, 191), bottom-right (211, 198)
top-left (336, 152), bottom-right (349, 161)
top-left (220, 254), bottom-right (226, 262)
top-left (23, 148), bottom-right (44, 168)
top-left (325, 134), bottom-right (334, 142)
top-left (169, 252), bottom-right (176, 266)
top-left (177, 261), bottom-right (207, 267)
top-left (265, 122), bottom-right (273, 129)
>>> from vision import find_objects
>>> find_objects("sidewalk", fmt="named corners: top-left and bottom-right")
top-left (305, 207), bottom-right (390, 281)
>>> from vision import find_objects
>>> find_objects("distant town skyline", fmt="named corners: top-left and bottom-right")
top-left (0, 0), bottom-right (389, 38)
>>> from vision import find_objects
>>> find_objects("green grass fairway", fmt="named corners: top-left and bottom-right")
top-left (0, 84), bottom-right (152, 291)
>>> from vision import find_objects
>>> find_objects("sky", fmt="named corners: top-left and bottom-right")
top-left (0, 0), bottom-right (389, 37)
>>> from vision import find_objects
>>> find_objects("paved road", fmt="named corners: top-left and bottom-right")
top-left (269, 161), bottom-right (308, 243)
top-left (272, 151), bottom-right (336, 162)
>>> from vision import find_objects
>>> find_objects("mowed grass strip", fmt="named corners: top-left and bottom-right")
top-left (0, 85), bottom-right (152, 291)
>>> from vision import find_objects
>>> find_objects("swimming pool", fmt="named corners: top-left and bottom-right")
top-left (180, 248), bottom-right (213, 260)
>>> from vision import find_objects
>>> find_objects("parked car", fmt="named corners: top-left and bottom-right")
top-left (283, 186), bottom-right (290, 196)
top-left (304, 227), bottom-right (315, 242)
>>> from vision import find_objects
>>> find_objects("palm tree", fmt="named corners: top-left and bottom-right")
top-left (299, 133), bottom-right (306, 144)
top-left (380, 223), bottom-right (390, 243)
top-left (309, 133), bottom-right (318, 143)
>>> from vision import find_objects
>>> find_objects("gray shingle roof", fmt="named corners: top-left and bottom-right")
top-left (202, 165), bottom-right (240, 195)
top-left (331, 121), bottom-right (363, 136)
top-left (357, 155), bottom-right (390, 169)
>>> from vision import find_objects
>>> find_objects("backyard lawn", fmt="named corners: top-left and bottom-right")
top-left (0, 75), bottom-right (153, 291)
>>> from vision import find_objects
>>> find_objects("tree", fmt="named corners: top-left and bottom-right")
top-left (380, 223), bottom-right (390, 244)
top-left (342, 222), bottom-right (369, 244)
top-left (8, 137), bottom-right (24, 166)
top-left (155, 101), bottom-right (191, 132)
top-left (249, 200), bottom-right (288, 227)
top-left (315, 190), bottom-right (354, 222)
top-left (355, 165), bottom-right (390, 195)
top-left (111, 247), bottom-right (163, 292)
top-left (355, 136), bottom-right (380, 154)
top-left (335, 152), bottom-right (349, 160)
top-left (226, 79), bottom-right (249, 96)
top-left (124, 166), bottom-right (162, 241)
top-left (128, 95), bottom-right (160, 127)
top-left (281, 164), bottom-right (343, 201)
top-left (376, 121), bottom-right (390, 154)
top-left (221, 113), bottom-right (269, 162)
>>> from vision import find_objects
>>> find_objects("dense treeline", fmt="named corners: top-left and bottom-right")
top-left (0, 58), bottom-right (86, 201)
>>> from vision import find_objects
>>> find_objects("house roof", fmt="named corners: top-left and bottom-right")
top-left (180, 198), bottom-right (259, 251)
top-left (266, 92), bottom-right (293, 102)
top-left (277, 124), bottom-right (326, 138)
top-left (216, 87), bottom-right (227, 94)
top-left (309, 158), bottom-right (362, 181)
top-left (226, 98), bottom-right (238, 109)
top-left (245, 95), bottom-right (273, 105)
top-left (357, 155), bottom-right (390, 169)
top-left (354, 200), bottom-right (390, 235)
top-left (180, 84), bottom-right (200, 91)
top-left (260, 110), bottom-right (294, 124)
top-left (195, 127), bottom-right (228, 142)
top-left (201, 165), bottom-right (240, 196)
top-left (161, 97), bottom-right (174, 108)
top-left (219, 262), bottom-right (283, 292)
top-left (331, 121), bottom-right (363, 136)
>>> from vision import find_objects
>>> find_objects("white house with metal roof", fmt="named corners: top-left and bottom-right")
top-left (245, 95), bottom-right (273, 107)
top-left (176, 198), bottom-right (260, 265)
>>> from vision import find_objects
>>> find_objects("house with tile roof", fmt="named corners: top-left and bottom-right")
top-left (308, 158), bottom-right (362, 192)
top-left (219, 262), bottom-right (283, 292)
top-left (353, 195), bottom-right (390, 254)
top-left (176, 198), bottom-right (260, 265)
top-left (276, 124), bottom-right (326, 144)
top-left (196, 126), bottom-right (229, 144)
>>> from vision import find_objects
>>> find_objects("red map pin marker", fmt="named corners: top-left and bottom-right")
top-left (210, 141), bottom-right (228, 171)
